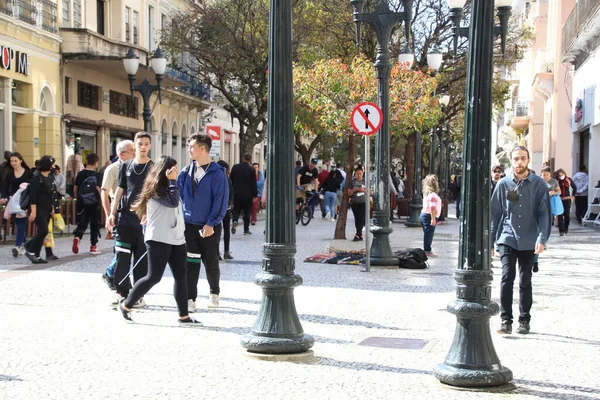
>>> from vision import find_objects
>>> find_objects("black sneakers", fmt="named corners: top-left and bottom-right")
top-left (533, 262), bottom-right (539, 273)
top-left (118, 301), bottom-right (133, 322)
top-left (497, 321), bottom-right (512, 334)
top-left (516, 321), bottom-right (530, 334)
top-left (25, 251), bottom-right (48, 264)
top-left (179, 317), bottom-right (202, 324)
top-left (231, 221), bottom-right (238, 234)
top-left (102, 273), bottom-right (116, 290)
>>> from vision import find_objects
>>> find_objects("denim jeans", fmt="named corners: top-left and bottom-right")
top-left (324, 191), bottom-right (337, 217)
top-left (420, 213), bottom-right (436, 252)
top-left (499, 245), bottom-right (534, 325)
top-left (15, 217), bottom-right (27, 247)
top-left (106, 253), bottom-right (117, 278)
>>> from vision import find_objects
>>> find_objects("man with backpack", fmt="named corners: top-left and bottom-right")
top-left (72, 153), bottom-right (102, 255)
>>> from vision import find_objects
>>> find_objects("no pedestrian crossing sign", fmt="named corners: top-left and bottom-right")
top-left (350, 102), bottom-right (383, 136)
top-left (206, 125), bottom-right (221, 158)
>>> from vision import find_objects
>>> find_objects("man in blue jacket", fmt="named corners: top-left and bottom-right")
top-left (178, 133), bottom-right (229, 311)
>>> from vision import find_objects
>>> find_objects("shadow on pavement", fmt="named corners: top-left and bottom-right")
top-left (313, 357), bottom-right (431, 375)
top-left (513, 379), bottom-right (600, 400)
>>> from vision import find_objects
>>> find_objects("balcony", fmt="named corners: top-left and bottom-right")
top-left (562, 0), bottom-right (600, 65)
top-left (511, 99), bottom-right (530, 129)
top-left (164, 66), bottom-right (211, 101)
top-left (0, 0), bottom-right (58, 33)
top-left (533, 47), bottom-right (554, 100)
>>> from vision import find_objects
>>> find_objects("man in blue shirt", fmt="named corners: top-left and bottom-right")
top-left (178, 134), bottom-right (229, 312)
top-left (491, 146), bottom-right (551, 335)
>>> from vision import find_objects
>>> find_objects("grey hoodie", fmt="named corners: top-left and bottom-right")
top-left (144, 180), bottom-right (186, 246)
top-left (572, 172), bottom-right (589, 196)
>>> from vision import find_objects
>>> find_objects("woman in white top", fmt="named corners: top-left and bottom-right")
top-left (118, 155), bottom-right (198, 324)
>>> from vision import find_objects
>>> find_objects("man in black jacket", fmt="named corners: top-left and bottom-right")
top-left (229, 153), bottom-right (257, 235)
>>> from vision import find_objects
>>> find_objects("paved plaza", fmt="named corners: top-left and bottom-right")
top-left (1, 211), bottom-right (599, 400)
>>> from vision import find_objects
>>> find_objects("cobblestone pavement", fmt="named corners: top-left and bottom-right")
top-left (1, 210), bottom-right (599, 400)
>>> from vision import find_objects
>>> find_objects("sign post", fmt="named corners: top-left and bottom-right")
top-left (350, 102), bottom-right (383, 272)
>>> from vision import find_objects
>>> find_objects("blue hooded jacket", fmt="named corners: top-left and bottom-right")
top-left (177, 161), bottom-right (229, 227)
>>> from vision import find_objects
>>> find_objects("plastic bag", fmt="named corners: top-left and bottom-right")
top-left (7, 189), bottom-right (26, 215)
top-left (550, 195), bottom-right (564, 216)
top-left (43, 219), bottom-right (54, 248)
top-left (53, 213), bottom-right (65, 231)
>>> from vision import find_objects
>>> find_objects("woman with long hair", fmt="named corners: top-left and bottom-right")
top-left (420, 174), bottom-right (441, 257)
top-left (347, 168), bottom-right (368, 242)
top-left (117, 156), bottom-right (198, 323)
top-left (2, 152), bottom-right (33, 257)
top-left (554, 168), bottom-right (576, 236)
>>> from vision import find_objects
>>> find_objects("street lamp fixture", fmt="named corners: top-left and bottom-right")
top-left (405, 47), bottom-right (444, 228)
top-left (122, 47), bottom-right (167, 133)
top-left (350, 0), bottom-right (414, 266)
top-left (448, 0), bottom-right (512, 56)
top-left (439, 92), bottom-right (451, 107)
top-left (398, 46), bottom-right (415, 69)
top-left (434, 0), bottom-right (514, 388)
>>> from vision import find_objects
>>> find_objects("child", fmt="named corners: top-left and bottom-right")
top-left (420, 174), bottom-right (441, 257)
top-left (117, 156), bottom-right (198, 324)
top-left (73, 153), bottom-right (101, 255)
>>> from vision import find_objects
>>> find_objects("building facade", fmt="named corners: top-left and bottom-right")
top-left (562, 0), bottom-right (600, 202)
top-left (0, 0), bottom-right (62, 166)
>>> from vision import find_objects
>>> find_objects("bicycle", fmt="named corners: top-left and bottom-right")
top-left (296, 190), bottom-right (315, 226)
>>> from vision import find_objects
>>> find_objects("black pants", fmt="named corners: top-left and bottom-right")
top-left (26, 213), bottom-right (51, 257)
top-left (575, 195), bottom-right (588, 222)
top-left (557, 198), bottom-right (571, 233)
top-left (185, 222), bottom-right (221, 300)
top-left (499, 245), bottom-right (534, 325)
top-left (74, 204), bottom-right (99, 246)
top-left (232, 196), bottom-right (253, 232)
top-left (124, 241), bottom-right (188, 317)
top-left (113, 224), bottom-right (148, 297)
top-left (221, 210), bottom-right (231, 252)
top-left (351, 202), bottom-right (366, 237)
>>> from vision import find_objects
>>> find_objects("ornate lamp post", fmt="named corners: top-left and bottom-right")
top-left (405, 48), bottom-right (443, 227)
top-left (350, 0), bottom-right (414, 266)
top-left (240, 0), bottom-right (314, 355)
top-left (122, 47), bottom-right (167, 133)
top-left (433, 0), bottom-right (513, 388)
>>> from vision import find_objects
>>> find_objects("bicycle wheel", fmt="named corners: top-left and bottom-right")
top-left (300, 206), bottom-right (312, 226)
top-left (296, 208), bottom-right (301, 224)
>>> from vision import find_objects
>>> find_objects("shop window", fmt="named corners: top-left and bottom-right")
top-left (109, 90), bottom-right (138, 119)
top-left (65, 77), bottom-right (71, 104)
top-left (11, 80), bottom-right (27, 107)
top-left (77, 81), bottom-right (100, 110)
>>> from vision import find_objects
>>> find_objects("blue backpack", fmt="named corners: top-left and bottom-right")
top-left (79, 175), bottom-right (98, 205)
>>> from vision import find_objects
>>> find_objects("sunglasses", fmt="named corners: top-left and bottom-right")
top-left (493, 170), bottom-right (502, 174)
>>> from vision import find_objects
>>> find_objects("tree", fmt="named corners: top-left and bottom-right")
top-left (162, 0), bottom-right (269, 160)
top-left (294, 56), bottom-right (440, 239)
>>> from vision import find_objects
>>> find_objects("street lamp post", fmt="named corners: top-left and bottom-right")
top-left (434, 0), bottom-right (513, 388)
top-left (122, 47), bottom-right (167, 133)
top-left (240, 0), bottom-right (314, 355)
top-left (429, 127), bottom-right (436, 176)
top-left (405, 49), bottom-right (443, 227)
top-left (441, 127), bottom-right (451, 205)
top-left (351, 0), bottom-right (414, 266)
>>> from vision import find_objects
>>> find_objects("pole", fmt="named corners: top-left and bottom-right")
top-left (429, 127), bottom-right (436, 175)
top-left (363, 134), bottom-right (371, 272)
top-left (434, 0), bottom-right (512, 387)
top-left (240, 0), bottom-right (313, 355)
top-left (405, 130), bottom-right (423, 227)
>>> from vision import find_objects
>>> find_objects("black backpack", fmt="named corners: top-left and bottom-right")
top-left (394, 248), bottom-right (429, 269)
top-left (79, 174), bottom-right (99, 205)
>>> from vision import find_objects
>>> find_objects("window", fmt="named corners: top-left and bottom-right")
top-left (73, 0), bottom-right (81, 28)
top-left (109, 91), bottom-right (138, 119)
top-left (65, 77), bottom-right (71, 104)
top-left (133, 11), bottom-right (139, 45)
top-left (161, 13), bottom-right (167, 31)
top-left (77, 81), bottom-right (100, 110)
top-left (125, 7), bottom-right (130, 42)
top-left (62, 0), bottom-right (70, 26)
top-left (148, 6), bottom-right (154, 51)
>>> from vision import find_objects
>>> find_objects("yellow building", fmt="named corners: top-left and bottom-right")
top-left (0, 1), bottom-right (62, 166)
top-left (60, 0), bottom-right (209, 166)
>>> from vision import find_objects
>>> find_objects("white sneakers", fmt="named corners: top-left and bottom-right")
top-left (132, 297), bottom-right (146, 309)
top-left (188, 299), bottom-right (197, 313)
top-left (207, 294), bottom-right (219, 308)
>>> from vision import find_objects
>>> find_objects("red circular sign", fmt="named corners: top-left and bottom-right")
top-left (350, 102), bottom-right (383, 136)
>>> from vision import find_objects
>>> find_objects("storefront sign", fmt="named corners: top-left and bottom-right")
top-left (0, 46), bottom-right (29, 75)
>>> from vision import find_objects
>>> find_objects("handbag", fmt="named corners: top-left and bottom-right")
top-left (550, 195), bottom-right (564, 216)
